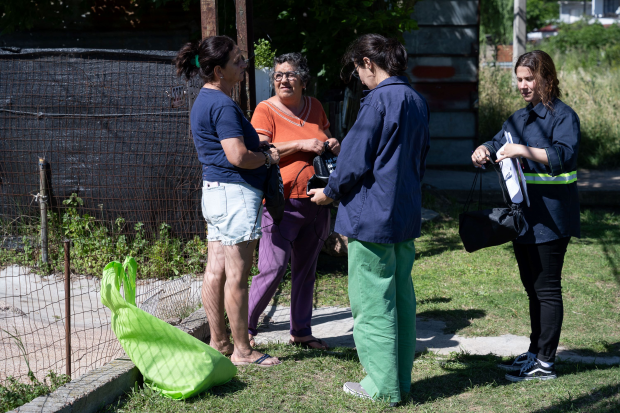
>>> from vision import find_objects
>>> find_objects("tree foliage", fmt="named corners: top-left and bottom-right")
top-left (252, 0), bottom-right (417, 91)
top-left (1, 0), bottom-right (417, 93)
top-left (527, 0), bottom-right (559, 32)
top-left (480, 0), bottom-right (559, 46)
top-left (540, 21), bottom-right (620, 69)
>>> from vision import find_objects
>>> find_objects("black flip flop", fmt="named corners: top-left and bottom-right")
top-left (288, 338), bottom-right (329, 350)
top-left (232, 353), bottom-right (281, 367)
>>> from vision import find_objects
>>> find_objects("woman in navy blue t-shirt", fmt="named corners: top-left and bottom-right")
top-left (175, 36), bottom-right (281, 366)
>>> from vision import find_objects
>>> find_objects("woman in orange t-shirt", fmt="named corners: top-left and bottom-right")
top-left (247, 53), bottom-right (340, 350)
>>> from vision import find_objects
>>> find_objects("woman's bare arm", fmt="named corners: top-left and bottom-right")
top-left (221, 137), bottom-right (280, 169)
top-left (258, 133), bottom-right (324, 158)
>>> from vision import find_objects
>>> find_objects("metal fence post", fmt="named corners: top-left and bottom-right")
top-left (39, 158), bottom-right (48, 265)
top-left (64, 240), bottom-right (72, 379)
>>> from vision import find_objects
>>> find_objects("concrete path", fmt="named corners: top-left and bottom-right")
top-left (423, 168), bottom-right (620, 206)
top-left (253, 305), bottom-right (620, 365)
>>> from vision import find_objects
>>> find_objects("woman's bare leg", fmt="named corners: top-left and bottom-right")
top-left (224, 240), bottom-right (279, 365)
top-left (202, 241), bottom-right (233, 355)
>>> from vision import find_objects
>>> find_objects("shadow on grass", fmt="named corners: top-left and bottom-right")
top-left (204, 377), bottom-right (248, 398)
top-left (417, 297), bottom-right (452, 305)
top-left (417, 309), bottom-right (486, 334)
top-left (404, 354), bottom-right (620, 410)
top-left (529, 366), bottom-right (620, 413)
top-left (405, 354), bottom-right (509, 406)
top-left (276, 346), bottom-right (359, 363)
top-left (416, 230), bottom-right (464, 259)
top-left (559, 342), bottom-right (620, 359)
top-left (531, 383), bottom-right (620, 413)
top-left (100, 378), bottom-right (249, 412)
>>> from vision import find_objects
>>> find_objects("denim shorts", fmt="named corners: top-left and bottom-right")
top-left (201, 181), bottom-right (263, 246)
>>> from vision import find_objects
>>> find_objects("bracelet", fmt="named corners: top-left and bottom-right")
top-left (262, 151), bottom-right (272, 168)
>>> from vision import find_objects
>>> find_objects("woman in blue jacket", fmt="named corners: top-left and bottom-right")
top-left (473, 50), bottom-right (580, 382)
top-left (310, 34), bottom-right (430, 406)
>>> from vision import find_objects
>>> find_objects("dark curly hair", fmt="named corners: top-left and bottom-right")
top-left (341, 33), bottom-right (408, 81)
top-left (515, 50), bottom-right (562, 110)
top-left (270, 52), bottom-right (312, 86)
top-left (174, 36), bottom-right (236, 83)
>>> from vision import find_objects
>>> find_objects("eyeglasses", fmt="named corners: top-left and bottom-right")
top-left (351, 65), bottom-right (360, 79)
top-left (273, 71), bottom-right (301, 81)
top-left (234, 53), bottom-right (254, 66)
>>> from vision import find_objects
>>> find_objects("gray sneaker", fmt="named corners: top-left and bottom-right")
top-left (343, 382), bottom-right (399, 407)
top-left (343, 382), bottom-right (371, 399)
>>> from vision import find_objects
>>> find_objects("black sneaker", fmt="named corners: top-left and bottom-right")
top-left (505, 359), bottom-right (557, 382)
top-left (497, 353), bottom-right (533, 371)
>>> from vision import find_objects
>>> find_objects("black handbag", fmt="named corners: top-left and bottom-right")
top-left (262, 145), bottom-right (285, 226)
top-left (306, 141), bottom-right (338, 196)
top-left (458, 163), bottom-right (527, 253)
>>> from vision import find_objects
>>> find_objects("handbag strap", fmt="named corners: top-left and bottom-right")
top-left (463, 162), bottom-right (514, 212)
top-left (463, 168), bottom-right (481, 213)
top-left (489, 161), bottom-right (513, 207)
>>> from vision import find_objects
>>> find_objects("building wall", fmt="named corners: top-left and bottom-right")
top-left (403, 0), bottom-right (479, 165)
top-left (559, 1), bottom-right (593, 23)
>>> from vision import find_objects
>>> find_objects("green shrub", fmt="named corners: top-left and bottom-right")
top-left (540, 21), bottom-right (620, 70)
top-left (0, 194), bottom-right (208, 279)
top-left (254, 38), bottom-right (276, 70)
top-left (0, 371), bottom-right (70, 412)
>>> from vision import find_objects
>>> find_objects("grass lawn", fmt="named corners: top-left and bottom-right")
top-left (264, 195), bottom-right (620, 357)
top-left (104, 344), bottom-right (620, 413)
top-left (105, 194), bottom-right (620, 412)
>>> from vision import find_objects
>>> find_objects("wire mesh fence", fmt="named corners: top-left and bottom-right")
top-left (0, 48), bottom-right (203, 240)
top-left (0, 263), bottom-right (202, 383)
top-left (0, 48), bottom-right (205, 384)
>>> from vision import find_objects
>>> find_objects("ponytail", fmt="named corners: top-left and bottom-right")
top-left (174, 36), bottom-right (236, 83)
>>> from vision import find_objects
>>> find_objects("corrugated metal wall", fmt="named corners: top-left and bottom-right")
top-left (404, 0), bottom-right (479, 165)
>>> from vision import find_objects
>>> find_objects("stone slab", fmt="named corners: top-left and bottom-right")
top-left (253, 306), bottom-right (620, 365)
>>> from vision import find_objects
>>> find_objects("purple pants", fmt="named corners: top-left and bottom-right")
top-left (248, 198), bottom-right (330, 337)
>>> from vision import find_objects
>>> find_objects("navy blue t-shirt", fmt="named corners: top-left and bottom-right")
top-left (190, 88), bottom-right (266, 191)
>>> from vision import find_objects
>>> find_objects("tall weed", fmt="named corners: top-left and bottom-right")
top-left (479, 66), bottom-right (620, 169)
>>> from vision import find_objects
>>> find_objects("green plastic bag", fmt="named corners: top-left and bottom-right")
top-left (100, 257), bottom-right (237, 399)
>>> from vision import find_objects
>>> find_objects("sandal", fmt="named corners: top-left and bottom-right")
top-left (232, 353), bottom-right (281, 367)
top-left (288, 338), bottom-right (329, 350)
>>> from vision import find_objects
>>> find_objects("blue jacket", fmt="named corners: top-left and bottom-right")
top-left (323, 76), bottom-right (430, 244)
top-left (482, 98), bottom-right (580, 244)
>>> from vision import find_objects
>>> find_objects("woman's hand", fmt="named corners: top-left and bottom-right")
top-left (308, 188), bottom-right (333, 205)
top-left (326, 138), bottom-right (341, 155)
top-left (267, 146), bottom-right (280, 165)
top-left (299, 138), bottom-right (325, 155)
top-left (472, 145), bottom-right (491, 167)
top-left (495, 144), bottom-right (525, 163)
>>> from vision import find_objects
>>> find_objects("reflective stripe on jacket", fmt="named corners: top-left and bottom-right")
top-left (524, 171), bottom-right (578, 184)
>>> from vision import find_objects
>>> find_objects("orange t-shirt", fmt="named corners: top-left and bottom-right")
top-left (251, 96), bottom-right (330, 198)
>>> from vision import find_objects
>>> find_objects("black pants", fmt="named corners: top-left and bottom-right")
top-left (513, 237), bottom-right (570, 363)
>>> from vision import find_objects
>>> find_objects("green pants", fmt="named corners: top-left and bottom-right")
top-left (348, 238), bottom-right (417, 404)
